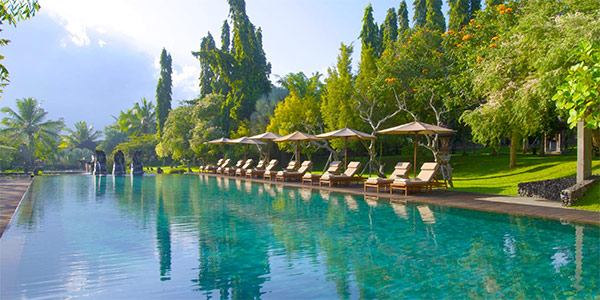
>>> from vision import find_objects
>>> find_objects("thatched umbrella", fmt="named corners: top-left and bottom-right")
top-left (273, 131), bottom-right (322, 162)
top-left (227, 137), bottom-right (265, 160)
top-left (378, 121), bottom-right (455, 178)
top-left (316, 127), bottom-right (375, 169)
top-left (248, 132), bottom-right (281, 161)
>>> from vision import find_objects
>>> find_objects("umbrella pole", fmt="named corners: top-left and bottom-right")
top-left (414, 133), bottom-right (418, 178)
top-left (296, 142), bottom-right (300, 162)
top-left (345, 137), bottom-right (348, 169)
top-left (244, 145), bottom-right (247, 161)
top-left (267, 143), bottom-right (270, 161)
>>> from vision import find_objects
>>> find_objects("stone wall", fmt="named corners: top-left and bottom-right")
top-left (517, 177), bottom-right (576, 202)
top-left (560, 176), bottom-right (599, 207)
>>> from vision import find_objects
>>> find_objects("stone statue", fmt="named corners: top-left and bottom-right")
top-left (131, 150), bottom-right (144, 176)
top-left (112, 150), bottom-right (126, 176)
top-left (93, 150), bottom-right (107, 175)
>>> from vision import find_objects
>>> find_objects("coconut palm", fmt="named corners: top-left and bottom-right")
top-left (0, 97), bottom-right (64, 164)
top-left (63, 121), bottom-right (102, 151)
top-left (117, 98), bottom-right (157, 136)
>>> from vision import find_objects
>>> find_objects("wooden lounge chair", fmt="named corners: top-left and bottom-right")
top-left (216, 159), bottom-right (231, 174)
top-left (247, 159), bottom-right (278, 178)
top-left (302, 161), bottom-right (343, 185)
top-left (319, 161), bottom-right (363, 187)
top-left (276, 160), bottom-right (313, 182)
top-left (225, 159), bottom-right (245, 175)
top-left (364, 162), bottom-right (412, 192)
top-left (265, 160), bottom-right (298, 181)
top-left (236, 159), bottom-right (258, 176)
top-left (203, 158), bottom-right (223, 173)
top-left (390, 162), bottom-right (446, 195)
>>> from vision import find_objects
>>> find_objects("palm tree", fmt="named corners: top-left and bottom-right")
top-left (117, 98), bottom-right (157, 136)
top-left (1, 98), bottom-right (64, 165)
top-left (63, 121), bottom-right (102, 151)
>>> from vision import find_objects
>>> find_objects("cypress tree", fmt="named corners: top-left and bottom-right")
top-left (425, 0), bottom-right (446, 32)
top-left (398, 1), bottom-right (410, 33)
top-left (194, 33), bottom-right (216, 97)
top-left (449, 0), bottom-right (470, 31)
top-left (382, 8), bottom-right (398, 49)
top-left (413, 0), bottom-right (428, 28)
top-left (156, 48), bottom-right (172, 136)
top-left (220, 20), bottom-right (230, 52)
top-left (470, 0), bottom-right (481, 17)
top-left (359, 4), bottom-right (380, 53)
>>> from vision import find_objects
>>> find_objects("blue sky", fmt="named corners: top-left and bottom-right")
top-left (1, 0), bottom-right (449, 131)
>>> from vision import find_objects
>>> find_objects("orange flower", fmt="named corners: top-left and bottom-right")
top-left (441, 33), bottom-right (447, 37)
top-left (497, 4), bottom-right (506, 11)
top-left (493, 36), bottom-right (500, 40)
top-left (475, 24), bottom-right (482, 29)
top-left (457, 43), bottom-right (463, 48)
top-left (402, 44), bottom-right (407, 48)
top-left (469, 19), bottom-right (475, 24)
top-left (384, 78), bottom-right (397, 82)
top-left (505, 7), bottom-right (513, 13)
top-left (382, 51), bottom-right (387, 56)
top-left (422, 69), bottom-right (428, 73)
top-left (459, 31), bottom-right (464, 35)
top-left (476, 57), bottom-right (483, 62)
top-left (408, 41), bottom-right (412, 44)
top-left (489, 43), bottom-right (497, 48)
top-left (412, 88), bottom-right (417, 92)
top-left (446, 30), bottom-right (456, 35)
top-left (500, 10), bottom-right (505, 14)
top-left (462, 34), bottom-right (472, 41)
top-left (425, 29), bottom-right (431, 33)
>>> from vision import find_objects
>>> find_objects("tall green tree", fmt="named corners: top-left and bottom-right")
top-left (449, 0), bottom-right (471, 31)
top-left (156, 105), bottom-right (195, 163)
top-left (0, 97), bottom-right (63, 164)
top-left (116, 97), bottom-right (157, 136)
top-left (220, 20), bottom-right (230, 52)
top-left (425, 0), bottom-right (446, 32)
top-left (195, 33), bottom-right (216, 97)
top-left (156, 48), bottom-right (172, 136)
top-left (398, 1), bottom-right (410, 33)
top-left (321, 43), bottom-right (362, 151)
top-left (0, 0), bottom-right (40, 95)
top-left (413, 0), bottom-right (428, 28)
top-left (470, 0), bottom-right (481, 16)
top-left (359, 4), bottom-right (380, 54)
top-left (99, 124), bottom-right (127, 155)
top-left (63, 121), bottom-right (102, 151)
top-left (382, 8), bottom-right (398, 50)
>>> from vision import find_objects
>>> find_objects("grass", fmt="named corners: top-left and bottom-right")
top-left (572, 181), bottom-right (600, 211)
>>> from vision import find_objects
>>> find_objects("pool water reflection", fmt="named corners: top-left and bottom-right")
top-left (1, 175), bottom-right (598, 299)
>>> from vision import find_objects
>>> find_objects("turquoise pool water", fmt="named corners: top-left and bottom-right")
top-left (0, 175), bottom-right (598, 299)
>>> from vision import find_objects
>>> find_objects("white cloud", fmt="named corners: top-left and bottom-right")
top-left (98, 39), bottom-right (106, 47)
top-left (172, 65), bottom-right (200, 100)
top-left (64, 21), bottom-right (90, 46)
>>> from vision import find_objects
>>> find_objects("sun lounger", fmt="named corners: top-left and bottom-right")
top-left (364, 162), bottom-right (412, 192)
top-left (319, 161), bottom-right (363, 187)
top-left (265, 160), bottom-right (298, 180)
top-left (276, 160), bottom-right (313, 182)
top-left (225, 159), bottom-right (245, 175)
top-left (203, 158), bottom-right (224, 173)
top-left (302, 161), bottom-right (343, 185)
top-left (247, 159), bottom-right (278, 178)
top-left (236, 159), bottom-right (258, 176)
top-left (390, 162), bottom-right (446, 195)
top-left (216, 159), bottom-right (231, 174)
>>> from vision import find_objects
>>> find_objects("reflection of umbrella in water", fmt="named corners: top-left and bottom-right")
top-left (378, 121), bottom-right (455, 178)
top-left (249, 132), bottom-right (281, 161)
top-left (316, 127), bottom-right (375, 170)
top-left (227, 137), bottom-right (265, 160)
top-left (273, 131), bottom-right (322, 162)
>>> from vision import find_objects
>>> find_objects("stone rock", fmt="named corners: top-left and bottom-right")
top-left (112, 150), bottom-right (126, 176)
top-left (92, 150), bottom-right (107, 176)
top-left (560, 175), bottom-right (599, 207)
top-left (131, 150), bottom-right (144, 176)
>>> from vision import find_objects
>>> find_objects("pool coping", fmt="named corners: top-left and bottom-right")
top-left (0, 178), bottom-right (34, 238)
top-left (189, 172), bottom-right (600, 225)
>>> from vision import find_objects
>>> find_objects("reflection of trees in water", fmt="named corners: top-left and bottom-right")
top-left (156, 193), bottom-right (171, 281)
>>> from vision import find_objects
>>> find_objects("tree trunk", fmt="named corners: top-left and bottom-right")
top-left (522, 138), bottom-right (528, 154)
top-left (491, 144), bottom-right (498, 156)
top-left (509, 131), bottom-right (519, 168)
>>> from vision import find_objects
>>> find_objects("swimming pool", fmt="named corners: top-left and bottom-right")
top-left (1, 175), bottom-right (598, 299)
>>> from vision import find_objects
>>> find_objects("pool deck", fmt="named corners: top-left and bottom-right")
top-left (192, 172), bottom-right (600, 225)
top-left (0, 178), bottom-right (33, 238)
